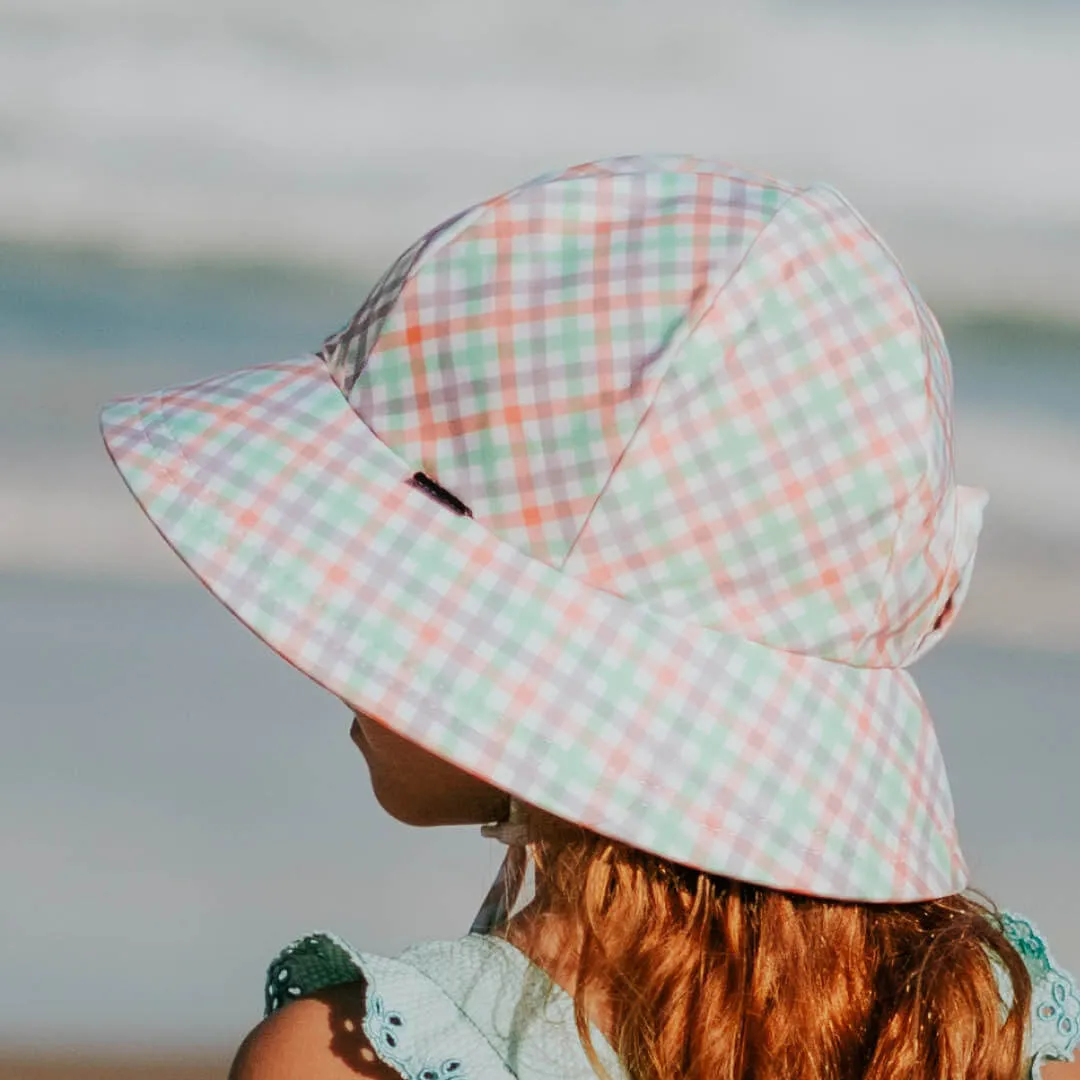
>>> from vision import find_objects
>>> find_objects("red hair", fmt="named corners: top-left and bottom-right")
top-left (514, 832), bottom-right (1031, 1080)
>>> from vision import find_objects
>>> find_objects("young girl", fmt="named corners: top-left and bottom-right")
top-left (100, 155), bottom-right (1079, 1080)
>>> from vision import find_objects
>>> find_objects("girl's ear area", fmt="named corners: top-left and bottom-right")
top-left (229, 982), bottom-right (398, 1080)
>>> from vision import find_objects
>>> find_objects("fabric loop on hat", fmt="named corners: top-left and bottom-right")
top-left (902, 484), bottom-right (989, 667)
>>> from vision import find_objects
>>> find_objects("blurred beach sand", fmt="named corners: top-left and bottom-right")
top-left (0, 1054), bottom-right (228, 1080)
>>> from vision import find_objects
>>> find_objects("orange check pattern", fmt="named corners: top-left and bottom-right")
top-left (102, 155), bottom-right (985, 900)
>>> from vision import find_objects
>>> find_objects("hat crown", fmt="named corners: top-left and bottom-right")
top-left (102, 154), bottom-right (974, 898)
top-left (322, 156), bottom-right (982, 668)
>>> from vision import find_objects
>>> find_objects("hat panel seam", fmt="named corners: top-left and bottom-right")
top-left (793, 184), bottom-right (950, 666)
top-left (557, 184), bottom-right (811, 574)
top-left (321, 199), bottom-right (493, 403)
top-left (560, 184), bottom-right (922, 666)
top-left (510, 154), bottom-right (805, 202)
top-left (360, 168), bottom-right (804, 569)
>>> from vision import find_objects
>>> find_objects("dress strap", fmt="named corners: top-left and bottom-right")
top-left (469, 846), bottom-right (529, 936)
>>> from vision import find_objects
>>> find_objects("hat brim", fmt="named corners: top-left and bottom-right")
top-left (101, 354), bottom-right (966, 901)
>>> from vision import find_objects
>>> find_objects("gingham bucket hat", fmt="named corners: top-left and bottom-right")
top-left (101, 155), bottom-right (987, 902)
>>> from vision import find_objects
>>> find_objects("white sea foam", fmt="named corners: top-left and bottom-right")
top-left (3, 0), bottom-right (1080, 315)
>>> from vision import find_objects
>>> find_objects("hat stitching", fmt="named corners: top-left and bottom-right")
top-left (556, 184), bottom-right (808, 576)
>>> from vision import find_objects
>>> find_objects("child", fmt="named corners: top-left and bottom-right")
top-left (101, 155), bottom-right (1079, 1080)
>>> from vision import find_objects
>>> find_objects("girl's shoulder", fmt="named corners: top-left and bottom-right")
top-left (244, 911), bottom-right (1079, 1080)
top-left (230, 981), bottom-right (396, 1080)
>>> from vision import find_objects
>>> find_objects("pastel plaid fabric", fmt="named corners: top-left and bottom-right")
top-left (101, 155), bottom-right (984, 900)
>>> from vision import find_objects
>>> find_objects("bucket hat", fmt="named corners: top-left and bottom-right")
top-left (101, 155), bottom-right (987, 902)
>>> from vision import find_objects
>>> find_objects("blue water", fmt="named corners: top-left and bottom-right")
top-left (3, 0), bottom-right (1079, 304)
top-left (3, 245), bottom-right (1078, 423)
top-left (0, 244), bottom-right (358, 372)
top-left (945, 318), bottom-right (1080, 423)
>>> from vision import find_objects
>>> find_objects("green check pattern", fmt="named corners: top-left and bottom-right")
top-left (101, 155), bottom-right (986, 900)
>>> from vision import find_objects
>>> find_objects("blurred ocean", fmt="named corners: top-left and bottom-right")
top-left (1, 0), bottom-right (1078, 1055)
top-left (3, 0), bottom-right (1080, 313)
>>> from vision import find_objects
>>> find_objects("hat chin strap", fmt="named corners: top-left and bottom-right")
top-left (479, 796), bottom-right (532, 846)
top-left (471, 799), bottom-right (532, 934)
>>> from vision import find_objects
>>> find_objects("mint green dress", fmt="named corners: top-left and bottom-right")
top-left (264, 910), bottom-right (1079, 1080)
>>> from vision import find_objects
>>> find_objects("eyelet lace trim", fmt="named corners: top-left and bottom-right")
top-left (999, 911), bottom-right (1080, 1078)
top-left (266, 913), bottom-right (1078, 1080)
top-left (264, 931), bottom-right (363, 1016)
top-left (364, 990), bottom-right (471, 1080)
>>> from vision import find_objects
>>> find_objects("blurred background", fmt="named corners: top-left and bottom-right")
top-left (2, 0), bottom-right (1079, 1074)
